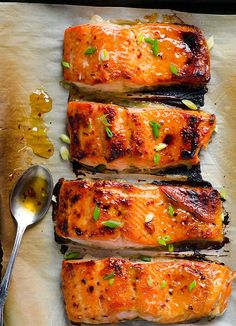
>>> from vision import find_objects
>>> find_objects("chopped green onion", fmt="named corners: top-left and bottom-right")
top-left (60, 146), bottom-right (70, 161)
top-left (154, 153), bottom-right (160, 165)
top-left (188, 280), bottom-right (197, 292)
top-left (182, 99), bottom-right (198, 111)
top-left (168, 244), bottom-right (174, 252)
top-left (103, 272), bottom-right (115, 280)
top-left (61, 60), bottom-right (70, 68)
top-left (152, 39), bottom-right (159, 56)
top-left (101, 220), bottom-right (123, 228)
top-left (60, 133), bottom-right (70, 144)
top-left (93, 205), bottom-right (100, 221)
top-left (207, 36), bottom-right (214, 51)
top-left (219, 188), bottom-right (227, 200)
top-left (145, 213), bottom-right (154, 223)
top-left (137, 34), bottom-right (144, 44)
top-left (51, 195), bottom-right (57, 203)
top-left (144, 38), bottom-right (159, 56)
top-left (109, 278), bottom-right (115, 285)
top-left (168, 205), bottom-right (174, 217)
top-left (144, 37), bottom-right (154, 45)
top-left (154, 143), bottom-right (167, 152)
top-left (99, 114), bottom-right (111, 126)
top-left (84, 47), bottom-right (97, 55)
top-left (149, 120), bottom-right (161, 139)
top-left (64, 252), bottom-right (80, 260)
top-left (99, 49), bottom-right (109, 61)
top-left (147, 276), bottom-right (153, 286)
top-left (140, 255), bottom-right (152, 262)
top-left (170, 64), bottom-right (178, 75)
top-left (105, 127), bottom-right (113, 138)
top-left (158, 235), bottom-right (172, 246)
top-left (160, 280), bottom-right (167, 289)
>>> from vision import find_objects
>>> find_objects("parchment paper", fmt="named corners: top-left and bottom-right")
top-left (0, 3), bottom-right (236, 326)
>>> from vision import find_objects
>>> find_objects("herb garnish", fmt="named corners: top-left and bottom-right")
top-left (101, 220), bottom-right (123, 228)
top-left (93, 205), bottom-right (100, 221)
top-left (85, 47), bottom-right (97, 55)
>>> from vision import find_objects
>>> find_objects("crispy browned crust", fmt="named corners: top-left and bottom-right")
top-left (53, 179), bottom-right (223, 248)
top-left (63, 23), bottom-right (210, 90)
top-left (61, 258), bottom-right (235, 324)
top-left (67, 101), bottom-right (216, 172)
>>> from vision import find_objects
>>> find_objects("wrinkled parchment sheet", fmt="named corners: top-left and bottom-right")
top-left (0, 3), bottom-right (236, 326)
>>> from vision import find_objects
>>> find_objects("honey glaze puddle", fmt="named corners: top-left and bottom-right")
top-left (24, 88), bottom-right (54, 159)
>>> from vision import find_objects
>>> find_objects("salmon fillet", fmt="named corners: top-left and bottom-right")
top-left (67, 101), bottom-right (216, 172)
top-left (63, 23), bottom-right (210, 92)
top-left (53, 179), bottom-right (223, 249)
top-left (61, 258), bottom-right (235, 324)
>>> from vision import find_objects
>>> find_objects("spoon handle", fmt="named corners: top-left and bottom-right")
top-left (0, 223), bottom-right (27, 324)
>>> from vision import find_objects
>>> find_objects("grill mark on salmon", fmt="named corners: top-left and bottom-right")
top-left (61, 258), bottom-right (235, 324)
top-left (67, 101), bottom-right (216, 172)
top-left (53, 179), bottom-right (223, 249)
top-left (63, 23), bottom-right (210, 92)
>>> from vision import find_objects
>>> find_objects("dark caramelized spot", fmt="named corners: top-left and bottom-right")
top-left (145, 222), bottom-right (155, 235)
top-left (59, 219), bottom-right (68, 236)
top-left (160, 186), bottom-right (220, 222)
top-left (71, 194), bottom-right (81, 204)
top-left (81, 279), bottom-right (87, 284)
top-left (182, 32), bottom-right (199, 53)
top-left (106, 139), bottom-right (128, 162)
top-left (75, 228), bottom-right (82, 236)
top-left (163, 134), bottom-right (173, 145)
top-left (180, 116), bottom-right (200, 160)
top-left (87, 286), bottom-right (94, 293)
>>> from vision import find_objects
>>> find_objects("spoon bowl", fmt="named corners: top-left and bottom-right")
top-left (0, 165), bottom-right (53, 325)
top-left (10, 165), bottom-right (53, 225)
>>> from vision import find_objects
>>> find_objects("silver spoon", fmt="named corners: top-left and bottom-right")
top-left (0, 165), bottom-right (53, 325)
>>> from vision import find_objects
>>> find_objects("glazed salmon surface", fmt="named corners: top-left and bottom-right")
top-left (53, 179), bottom-right (223, 248)
top-left (67, 101), bottom-right (216, 171)
top-left (63, 23), bottom-right (210, 92)
top-left (61, 258), bottom-right (235, 324)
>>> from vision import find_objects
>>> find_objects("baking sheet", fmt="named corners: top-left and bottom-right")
top-left (0, 3), bottom-right (236, 326)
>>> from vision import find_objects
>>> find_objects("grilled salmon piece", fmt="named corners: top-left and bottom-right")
top-left (62, 258), bottom-right (235, 324)
top-left (53, 179), bottom-right (223, 249)
top-left (67, 101), bottom-right (215, 172)
top-left (63, 23), bottom-right (210, 92)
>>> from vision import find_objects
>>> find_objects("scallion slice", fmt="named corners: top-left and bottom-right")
top-left (137, 34), bottom-right (144, 44)
top-left (105, 127), bottom-right (113, 138)
top-left (154, 143), bottom-right (167, 152)
top-left (154, 153), bottom-right (160, 165)
top-left (182, 99), bottom-right (198, 111)
top-left (85, 47), bottom-right (97, 55)
top-left (188, 280), bottom-right (197, 292)
top-left (149, 120), bottom-right (161, 139)
top-left (61, 60), bottom-right (70, 68)
top-left (147, 276), bottom-right (153, 286)
top-left (99, 114), bottom-right (111, 126)
top-left (140, 255), bottom-right (152, 262)
top-left (168, 205), bottom-right (174, 217)
top-left (170, 64), bottom-right (178, 75)
top-left (93, 205), bottom-right (100, 221)
top-left (158, 235), bottom-right (172, 246)
top-left (101, 220), bottom-right (123, 228)
top-left (64, 252), bottom-right (80, 260)
top-left (160, 280), bottom-right (167, 289)
top-left (103, 273), bottom-right (115, 280)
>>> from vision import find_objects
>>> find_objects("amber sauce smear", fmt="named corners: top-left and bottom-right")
top-left (19, 176), bottom-right (48, 215)
top-left (25, 88), bottom-right (54, 158)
